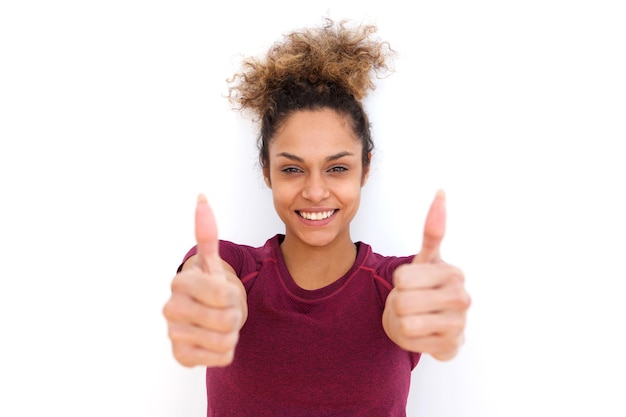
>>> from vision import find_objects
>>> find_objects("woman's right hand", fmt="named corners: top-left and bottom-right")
top-left (163, 194), bottom-right (247, 367)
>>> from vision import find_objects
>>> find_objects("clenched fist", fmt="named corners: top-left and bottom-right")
top-left (383, 190), bottom-right (471, 361)
top-left (163, 194), bottom-right (247, 367)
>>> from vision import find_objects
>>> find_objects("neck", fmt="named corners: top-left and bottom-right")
top-left (280, 234), bottom-right (357, 290)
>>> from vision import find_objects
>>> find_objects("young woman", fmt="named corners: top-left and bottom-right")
top-left (163, 19), bottom-right (470, 417)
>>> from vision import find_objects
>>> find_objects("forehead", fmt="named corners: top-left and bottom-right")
top-left (270, 109), bottom-right (360, 156)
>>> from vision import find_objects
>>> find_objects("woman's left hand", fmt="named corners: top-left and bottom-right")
top-left (383, 191), bottom-right (471, 361)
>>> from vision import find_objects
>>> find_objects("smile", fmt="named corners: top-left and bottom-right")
top-left (297, 210), bottom-right (336, 221)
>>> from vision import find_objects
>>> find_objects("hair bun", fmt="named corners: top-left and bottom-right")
top-left (228, 18), bottom-right (395, 120)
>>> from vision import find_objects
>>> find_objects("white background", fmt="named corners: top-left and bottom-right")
top-left (1, 1), bottom-right (625, 416)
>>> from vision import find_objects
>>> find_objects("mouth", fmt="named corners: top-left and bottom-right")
top-left (296, 209), bottom-right (337, 221)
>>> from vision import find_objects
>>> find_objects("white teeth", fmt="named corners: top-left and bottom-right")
top-left (298, 210), bottom-right (335, 220)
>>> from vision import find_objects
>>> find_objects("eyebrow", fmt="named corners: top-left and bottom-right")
top-left (276, 151), bottom-right (354, 163)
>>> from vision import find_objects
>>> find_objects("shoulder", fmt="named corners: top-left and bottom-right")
top-left (176, 235), bottom-right (279, 276)
top-left (219, 235), bottom-right (279, 278)
top-left (356, 242), bottom-right (414, 287)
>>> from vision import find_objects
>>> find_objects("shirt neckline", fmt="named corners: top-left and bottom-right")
top-left (268, 234), bottom-right (370, 301)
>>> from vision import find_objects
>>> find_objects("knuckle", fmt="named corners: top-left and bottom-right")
top-left (212, 351), bottom-right (235, 367)
top-left (192, 302), bottom-right (214, 326)
top-left (463, 292), bottom-right (472, 309)
top-left (447, 288), bottom-right (471, 310)
top-left (443, 314), bottom-right (465, 334)
top-left (170, 272), bottom-right (190, 293)
top-left (162, 302), bottom-right (173, 319)
top-left (214, 332), bottom-right (239, 353)
top-left (164, 295), bottom-right (200, 323)
top-left (440, 336), bottom-right (462, 357)
top-left (398, 316), bottom-right (419, 337)
top-left (173, 346), bottom-right (195, 368)
top-left (167, 325), bottom-right (182, 342)
top-left (211, 280), bottom-right (236, 305)
top-left (162, 300), bottom-right (183, 321)
top-left (223, 309), bottom-right (243, 332)
top-left (392, 264), bottom-right (410, 288)
top-left (398, 317), bottom-right (411, 337)
top-left (448, 266), bottom-right (465, 283)
top-left (193, 304), bottom-right (242, 333)
top-left (443, 319), bottom-right (460, 334)
top-left (214, 282), bottom-right (231, 303)
top-left (392, 293), bottom-right (410, 316)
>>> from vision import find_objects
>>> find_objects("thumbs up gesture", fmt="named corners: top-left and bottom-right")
top-left (383, 190), bottom-right (471, 361)
top-left (163, 195), bottom-right (247, 367)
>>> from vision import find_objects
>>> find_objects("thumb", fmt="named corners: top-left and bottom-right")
top-left (413, 189), bottom-right (447, 264)
top-left (194, 194), bottom-right (224, 274)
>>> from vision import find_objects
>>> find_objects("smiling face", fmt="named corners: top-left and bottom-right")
top-left (265, 108), bottom-right (370, 251)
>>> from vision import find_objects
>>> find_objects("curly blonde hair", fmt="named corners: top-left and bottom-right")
top-left (227, 18), bottom-right (395, 169)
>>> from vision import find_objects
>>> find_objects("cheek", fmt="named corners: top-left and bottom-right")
top-left (335, 181), bottom-right (363, 206)
top-left (270, 183), bottom-right (295, 207)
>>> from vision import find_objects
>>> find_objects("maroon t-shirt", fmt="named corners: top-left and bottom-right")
top-left (180, 234), bottom-right (419, 417)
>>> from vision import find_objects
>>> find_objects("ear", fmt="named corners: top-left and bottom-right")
top-left (361, 152), bottom-right (372, 186)
top-left (263, 167), bottom-right (272, 188)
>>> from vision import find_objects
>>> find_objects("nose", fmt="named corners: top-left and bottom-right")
top-left (302, 173), bottom-right (330, 202)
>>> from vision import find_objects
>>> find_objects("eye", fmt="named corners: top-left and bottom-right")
top-left (281, 167), bottom-right (303, 174)
top-left (328, 166), bottom-right (348, 173)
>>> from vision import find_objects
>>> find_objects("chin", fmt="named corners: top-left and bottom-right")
top-left (293, 228), bottom-right (346, 248)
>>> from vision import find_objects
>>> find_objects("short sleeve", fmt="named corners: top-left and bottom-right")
top-left (176, 245), bottom-right (198, 273)
top-left (375, 255), bottom-right (414, 286)
top-left (175, 240), bottom-right (256, 279)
